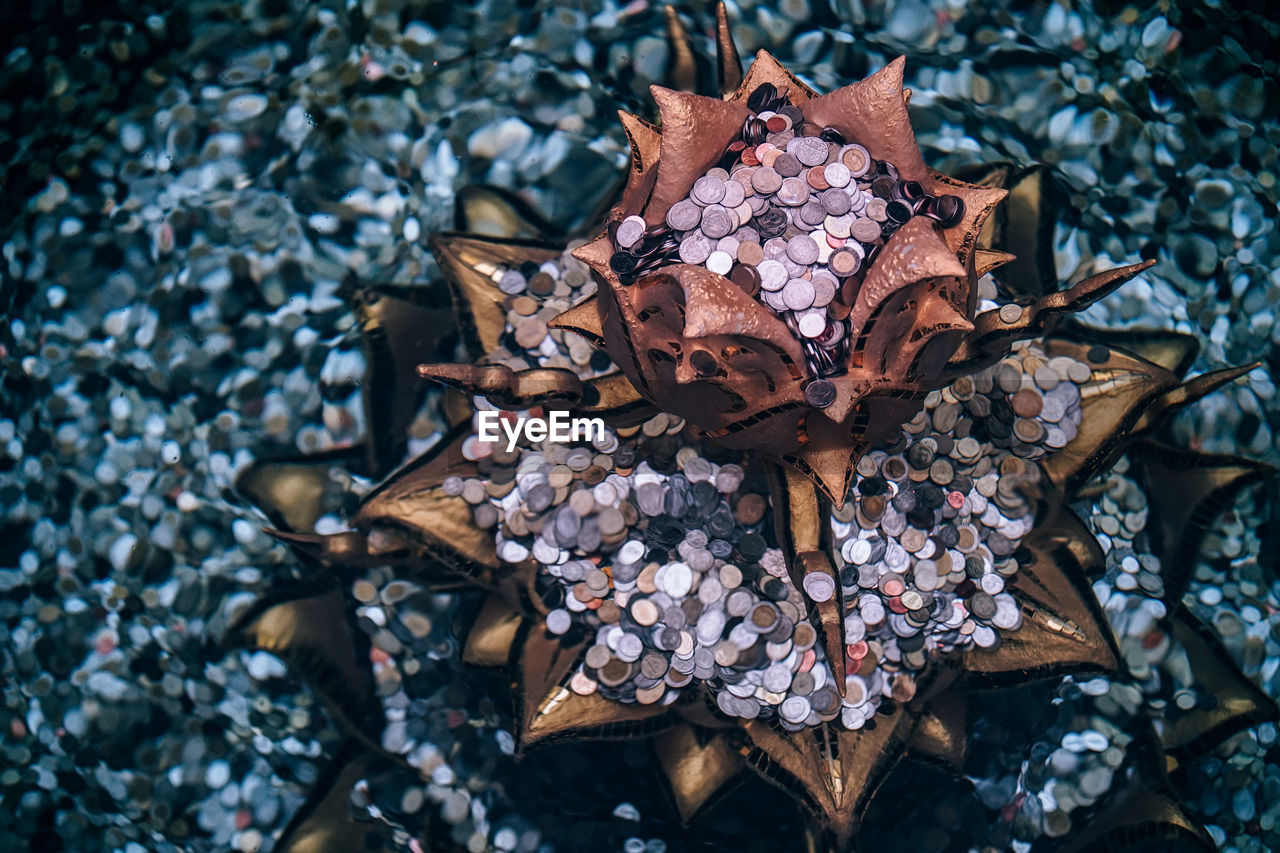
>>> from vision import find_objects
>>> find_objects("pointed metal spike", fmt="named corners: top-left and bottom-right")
top-left (1128, 440), bottom-right (1275, 606)
top-left (512, 623), bottom-right (672, 752)
top-left (454, 184), bottom-right (561, 239)
top-left (548, 294), bottom-right (606, 347)
top-left (1157, 609), bottom-right (1280, 764)
top-left (274, 744), bottom-right (388, 853)
top-left (1036, 338), bottom-right (1179, 496)
top-left (908, 689), bottom-right (967, 773)
top-left (663, 5), bottom-right (699, 94)
top-left (417, 362), bottom-right (584, 409)
top-left (654, 724), bottom-right (745, 824)
top-left (973, 248), bottom-right (1017, 278)
top-left (235, 447), bottom-right (363, 533)
top-left (740, 711), bottom-right (920, 844)
top-left (224, 589), bottom-right (382, 741)
top-left (428, 232), bottom-right (565, 359)
top-left (731, 49), bottom-right (818, 105)
top-left (1054, 781), bottom-right (1216, 853)
top-left (462, 595), bottom-right (525, 667)
top-left (714, 3), bottom-right (743, 96)
top-left (965, 509), bottom-right (1122, 685)
top-left (945, 260), bottom-right (1156, 378)
top-left (1056, 322), bottom-right (1201, 379)
top-left (1130, 362), bottom-right (1258, 435)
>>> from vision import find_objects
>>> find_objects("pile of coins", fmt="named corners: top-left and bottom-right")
top-left (825, 341), bottom-right (1095, 717)
top-left (608, 81), bottom-right (967, 387)
top-left (442, 339), bottom-right (1096, 730)
top-left (488, 244), bottom-right (613, 379)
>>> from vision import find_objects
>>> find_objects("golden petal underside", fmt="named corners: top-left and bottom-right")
top-left (1158, 610), bottom-right (1279, 762)
top-left (453, 184), bottom-right (560, 240)
top-left (227, 590), bottom-right (381, 739)
top-left (1054, 783), bottom-right (1215, 853)
top-left (663, 5), bottom-right (698, 93)
top-left (1057, 323), bottom-right (1201, 379)
top-left (847, 217), bottom-right (967, 340)
top-left (1129, 363), bottom-right (1257, 436)
top-left (715, 2), bottom-right (743, 96)
top-left (577, 371), bottom-right (656, 425)
top-left (783, 442), bottom-right (860, 511)
top-left (973, 248), bottom-right (1017, 278)
top-left (513, 623), bottom-right (672, 751)
top-left (235, 448), bottom-right (360, 533)
top-left (802, 57), bottom-right (930, 187)
top-left (417, 363), bottom-right (584, 409)
top-left (927, 170), bottom-right (1010, 270)
top-left (548, 293), bottom-right (606, 347)
top-left (654, 724), bottom-right (746, 823)
top-left (428, 232), bottom-right (564, 359)
top-left (274, 745), bottom-right (387, 853)
top-left (356, 291), bottom-right (456, 476)
top-left (1128, 441), bottom-right (1275, 607)
top-left (645, 88), bottom-right (752, 226)
top-left (997, 166), bottom-right (1061, 299)
top-left (617, 111), bottom-right (663, 216)
top-left (964, 510), bottom-right (1121, 685)
top-left (956, 164), bottom-right (1060, 299)
top-left (741, 710), bottom-right (920, 843)
top-left (1038, 338), bottom-right (1178, 497)
top-left (908, 688), bottom-right (967, 773)
top-left (732, 49), bottom-right (818, 107)
top-left (766, 465), bottom-right (847, 687)
top-left (463, 594), bottom-right (525, 667)
top-left (945, 261), bottom-right (1155, 379)
top-left (353, 429), bottom-right (511, 588)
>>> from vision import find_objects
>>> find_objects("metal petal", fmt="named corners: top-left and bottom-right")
top-left (731, 49), bottom-right (817, 107)
top-left (222, 589), bottom-right (382, 743)
top-left (1157, 609), bottom-right (1279, 764)
top-left (766, 463), bottom-right (847, 689)
top-left (353, 428), bottom-right (518, 590)
top-left (274, 745), bottom-right (387, 853)
top-left (453, 184), bottom-right (561, 240)
top-left (1037, 337), bottom-right (1179, 497)
top-left (428, 232), bottom-right (565, 359)
top-left (740, 710), bottom-right (919, 844)
top-left (654, 724), bottom-right (745, 823)
top-left (354, 289), bottom-right (457, 476)
top-left (462, 594), bottom-right (525, 667)
top-left (1128, 440), bottom-right (1275, 606)
top-left (1055, 323), bottom-right (1201, 379)
top-left (908, 688), bottom-right (967, 773)
top-left (511, 622), bottom-right (673, 752)
top-left (964, 509), bottom-right (1121, 686)
top-left (417, 362), bottom-right (584, 409)
top-left (714, 2), bottom-right (743, 96)
top-left (1054, 782), bottom-right (1215, 853)
top-left (235, 447), bottom-right (363, 532)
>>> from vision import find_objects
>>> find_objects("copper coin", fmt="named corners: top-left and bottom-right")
top-left (735, 493), bottom-right (767, 524)
top-left (1011, 388), bottom-right (1043, 418)
top-left (806, 165), bottom-right (830, 191)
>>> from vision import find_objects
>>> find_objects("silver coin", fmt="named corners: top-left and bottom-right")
top-left (794, 137), bottom-right (828, 167)
top-left (678, 231), bottom-right (713, 264)
top-left (811, 273), bottom-right (837, 307)
top-left (615, 215), bottom-right (647, 249)
top-left (757, 259), bottom-right (788, 291)
top-left (692, 175), bottom-right (727, 205)
top-left (700, 204), bottom-right (736, 239)
top-left (797, 312), bottom-right (827, 339)
top-left (721, 179), bottom-right (746, 208)
top-left (706, 250), bottom-right (734, 276)
top-left (802, 571), bottom-right (835, 602)
top-left (850, 217), bottom-right (882, 242)
top-left (786, 234), bottom-right (819, 265)
top-left (666, 200), bottom-right (703, 231)
top-left (782, 278), bottom-right (816, 311)
top-left (823, 161), bottom-right (851, 188)
top-left (780, 695), bottom-right (812, 723)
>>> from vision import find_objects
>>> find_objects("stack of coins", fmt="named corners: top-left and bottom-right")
top-left (826, 341), bottom-right (1094, 722)
top-left (487, 244), bottom-right (613, 379)
top-left (608, 80), bottom-right (967, 392)
top-left (459, 331), bottom-right (1094, 730)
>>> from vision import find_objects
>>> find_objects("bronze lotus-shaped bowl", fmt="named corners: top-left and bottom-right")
top-left (228, 6), bottom-right (1275, 853)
